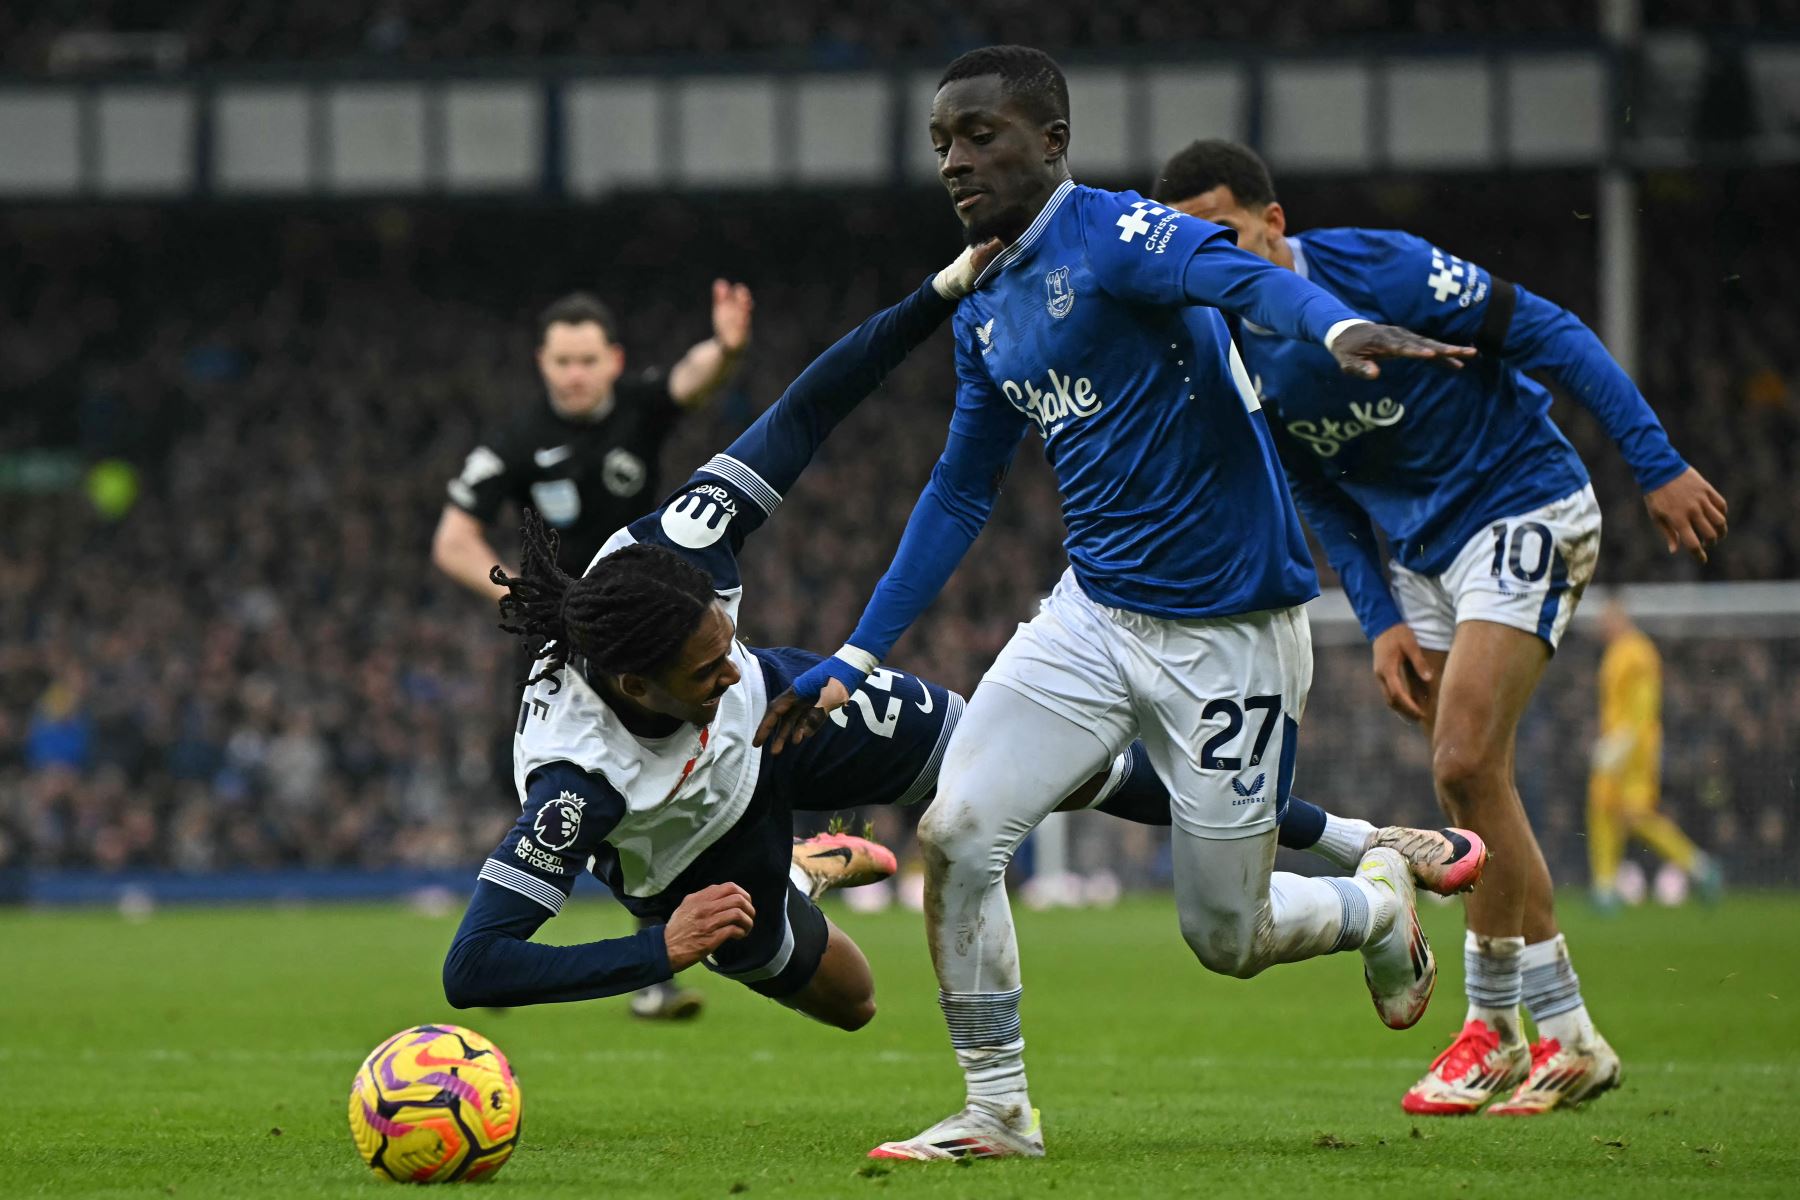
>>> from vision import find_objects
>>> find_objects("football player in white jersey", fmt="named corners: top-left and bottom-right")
top-left (441, 243), bottom-right (1196, 1022)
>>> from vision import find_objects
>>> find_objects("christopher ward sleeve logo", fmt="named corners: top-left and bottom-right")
top-left (1427, 249), bottom-right (1488, 308)
top-left (1115, 201), bottom-right (1183, 254)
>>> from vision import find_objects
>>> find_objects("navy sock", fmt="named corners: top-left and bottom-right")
top-left (1092, 743), bottom-right (1170, 826)
top-left (1278, 795), bottom-right (1328, 851)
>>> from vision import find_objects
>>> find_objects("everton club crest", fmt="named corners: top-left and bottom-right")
top-left (1045, 266), bottom-right (1075, 319)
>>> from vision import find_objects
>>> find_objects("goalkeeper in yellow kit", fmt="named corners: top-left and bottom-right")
top-left (1588, 598), bottom-right (1721, 907)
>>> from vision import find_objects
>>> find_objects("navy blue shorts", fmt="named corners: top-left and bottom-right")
top-left (617, 647), bottom-right (962, 998)
top-left (752, 646), bottom-right (962, 814)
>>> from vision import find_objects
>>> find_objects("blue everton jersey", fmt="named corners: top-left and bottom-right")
top-left (1240, 227), bottom-right (1686, 638)
top-left (949, 181), bottom-right (1322, 618)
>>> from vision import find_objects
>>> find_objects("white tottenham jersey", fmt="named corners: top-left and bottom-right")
top-left (512, 527), bottom-right (762, 897)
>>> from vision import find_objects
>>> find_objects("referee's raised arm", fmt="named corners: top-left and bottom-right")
top-left (667, 279), bottom-right (754, 409)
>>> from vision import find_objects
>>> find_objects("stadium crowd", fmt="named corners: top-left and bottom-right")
top-left (2, 169), bottom-right (1795, 886)
top-left (2, 1), bottom-right (1791, 73)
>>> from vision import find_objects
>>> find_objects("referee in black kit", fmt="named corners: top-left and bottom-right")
top-left (433, 279), bottom-right (753, 1020)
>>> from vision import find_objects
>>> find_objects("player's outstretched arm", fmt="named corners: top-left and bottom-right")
top-left (662, 883), bottom-right (757, 970)
top-left (630, 239), bottom-right (1008, 578)
top-left (1099, 205), bottom-right (1476, 376)
top-left (755, 421), bottom-right (1021, 754)
top-left (445, 761), bottom-right (702, 1007)
top-left (1499, 286), bottom-right (1725, 562)
top-left (443, 882), bottom-right (753, 1007)
top-left (754, 299), bottom-right (1024, 757)
top-left (1324, 321), bottom-right (1474, 380)
top-left (1192, 240), bottom-right (1475, 376)
top-left (1361, 232), bottom-right (1724, 565)
top-left (444, 882), bottom-right (666, 1007)
top-left (700, 239), bottom-right (1002, 506)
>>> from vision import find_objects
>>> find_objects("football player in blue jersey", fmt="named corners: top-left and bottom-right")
top-left (1154, 139), bottom-right (1728, 1117)
top-left (752, 45), bottom-right (1479, 1161)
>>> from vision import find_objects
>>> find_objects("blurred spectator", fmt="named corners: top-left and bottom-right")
top-left (26, 675), bottom-right (91, 773)
top-left (0, 1), bottom-right (1612, 74)
top-left (7, 0), bottom-right (1794, 75)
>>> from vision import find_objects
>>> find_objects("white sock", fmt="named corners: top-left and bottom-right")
top-left (788, 861), bottom-right (815, 898)
top-left (941, 990), bottom-right (1031, 1127)
top-left (1313, 873), bottom-right (1394, 954)
top-left (956, 1045), bottom-right (1031, 1126)
top-left (1521, 934), bottom-right (1599, 1048)
top-left (1356, 873), bottom-right (1400, 944)
top-left (1314, 815), bottom-right (1377, 872)
top-left (1464, 931), bottom-right (1526, 1045)
top-left (1269, 873), bottom-right (1380, 957)
top-left (1342, 849), bottom-right (1406, 954)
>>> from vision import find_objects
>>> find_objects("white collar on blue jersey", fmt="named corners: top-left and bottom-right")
top-left (1289, 235), bottom-right (1311, 280)
top-left (972, 178), bottom-right (1077, 290)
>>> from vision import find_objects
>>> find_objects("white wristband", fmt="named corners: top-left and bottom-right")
top-left (932, 244), bottom-right (981, 300)
top-left (834, 644), bottom-right (881, 675)
top-left (1324, 318), bottom-right (1373, 350)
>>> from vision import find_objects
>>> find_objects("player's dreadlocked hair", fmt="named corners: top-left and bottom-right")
top-left (492, 510), bottom-right (718, 692)
top-left (1153, 139), bottom-right (1278, 208)
top-left (938, 45), bottom-right (1070, 129)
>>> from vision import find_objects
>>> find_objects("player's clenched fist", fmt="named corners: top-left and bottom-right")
top-left (1371, 623), bottom-right (1435, 722)
top-left (663, 883), bottom-right (755, 971)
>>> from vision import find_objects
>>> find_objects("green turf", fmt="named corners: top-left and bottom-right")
top-left (2, 893), bottom-right (1795, 1198)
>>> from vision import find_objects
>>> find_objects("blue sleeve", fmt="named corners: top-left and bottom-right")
top-left (1330, 230), bottom-right (1494, 342)
top-left (843, 320), bottom-right (1026, 659)
top-left (1083, 190), bottom-right (1363, 343)
top-left (703, 278), bottom-right (957, 512)
top-left (1359, 231), bottom-right (1687, 492)
top-left (1268, 420), bottom-right (1404, 641)
top-left (443, 883), bottom-right (672, 1008)
top-left (443, 762), bottom-right (669, 1007)
top-left (613, 280), bottom-right (958, 591)
top-left (1179, 242), bottom-right (1366, 345)
top-left (1499, 285), bottom-right (1687, 493)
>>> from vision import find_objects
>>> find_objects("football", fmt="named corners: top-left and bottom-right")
top-left (348, 1024), bottom-right (523, 1183)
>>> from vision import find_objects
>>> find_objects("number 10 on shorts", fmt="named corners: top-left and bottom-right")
top-left (1489, 519), bottom-right (1555, 583)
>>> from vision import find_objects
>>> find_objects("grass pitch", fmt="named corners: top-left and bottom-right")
top-left (3, 893), bottom-right (1796, 1198)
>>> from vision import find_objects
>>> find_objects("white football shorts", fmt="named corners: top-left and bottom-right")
top-left (1388, 484), bottom-right (1602, 653)
top-left (980, 568), bottom-right (1312, 840)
